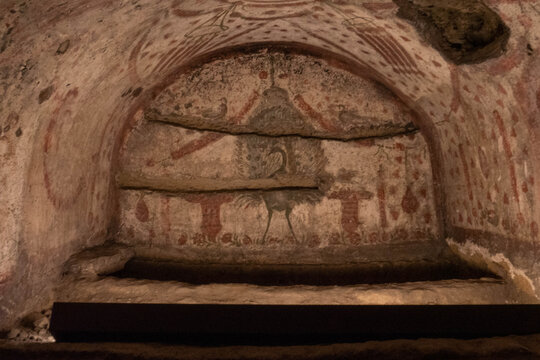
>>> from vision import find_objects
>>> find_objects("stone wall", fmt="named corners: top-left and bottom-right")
top-left (117, 52), bottom-right (438, 258)
top-left (118, 129), bottom-right (436, 251)
top-left (0, 0), bottom-right (539, 329)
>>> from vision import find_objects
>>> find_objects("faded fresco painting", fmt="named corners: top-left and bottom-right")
top-left (118, 51), bottom-right (438, 249)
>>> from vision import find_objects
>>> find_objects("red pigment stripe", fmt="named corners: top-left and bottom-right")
top-left (128, 29), bottom-right (150, 81)
top-left (494, 110), bottom-right (520, 204)
top-left (293, 94), bottom-right (339, 132)
top-left (359, 26), bottom-right (409, 69)
top-left (170, 133), bottom-right (225, 159)
top-left (292, 23), bottom-right (368, 70)
top-left (158, 37), bottom-right (211, 73)
top-left (172, 9), bottom-right (205, 17)
top-left (355, 30), bottom-right (402, 74)
top-left (449, 65), bottom-right (462, 113)
top-left (160, 197), bottom-right (171, 240)
top-left (362, 2), bottom-right (397, 11)
top-left (380, 34), bottom-right (419, 76)
top-left (163, 25), bottom-right (262, 74)
top-left (341, 199), bottom-right (359, 234)
top-left (369, 32), bottom-right (413, 75)
top-left (295, 24), bottom-right (417, 107)
top-left (377, 166), bottom-right (388, 228)
top-left (201, 24), bottom-right (264, 50)
top-left (382, 30), bottom-right (419, 72)
top-left (157, 30), bottom-right (216, 74)
top-left (290, 22), bottom-right (419, 104)
top-left (154, 43), bottom-right (188, 73)
top-left (244, 1), bottom-right (311, 8)
top-left (458, 143), bottom-right (474, 202)
top-left (349, 25), bottom-right (407, 73)
top-left (168, 36), bottom-right (215, 69)
top-left (153, 45), bottom-right (182, 74)
top-left (240, 12), bottom-right (311, 21)
top-left (229, 91), bottom-right (260, 124)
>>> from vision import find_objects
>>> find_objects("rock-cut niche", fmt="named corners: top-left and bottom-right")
top-left (117, 49), bottom-right (441, 265)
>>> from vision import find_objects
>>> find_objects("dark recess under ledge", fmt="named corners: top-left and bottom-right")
top-left (49, 303), bottom-right (540, 344)
top-left (111, 257), bottom-right (496, 286)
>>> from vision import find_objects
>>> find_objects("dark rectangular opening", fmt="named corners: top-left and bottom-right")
top-left (50, 303), bottom-right (540, 345)
top-left (110, 258), bottom-right (495, 286)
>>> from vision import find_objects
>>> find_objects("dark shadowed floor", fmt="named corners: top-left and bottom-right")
top-left (1, 334), bottom-right (540, 360)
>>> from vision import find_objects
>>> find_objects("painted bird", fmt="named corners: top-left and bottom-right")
top-left (237, 145), bottom-right (322, 244)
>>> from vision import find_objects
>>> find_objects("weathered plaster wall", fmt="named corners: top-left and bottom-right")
top-left (118, 129), bottom-right (436, 250)
top-left (144, 51), bottom-right (417, 139)
top-left (117, 51), bottom-right (438, 255)
top-left (0, 0), bottom-right (539, 329)
top-left (439, 2), bottom-right (540, 292)
top-left (0, 0), bottom-right (151, 327)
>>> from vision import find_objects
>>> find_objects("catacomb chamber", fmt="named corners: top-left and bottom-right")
top-left (81, 49), bottom-right (498, 290)
top-left (1, 0), bottom-right (539, 347)
top-left (26, 49), bottom-right (532, 313)
top-left (118, 50), bottom-right (438, 257)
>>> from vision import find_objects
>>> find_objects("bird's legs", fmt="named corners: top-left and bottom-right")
top-left (285, 208), bottom-right (299, 243)
top-left (261, 209), bottom-right (273, 244)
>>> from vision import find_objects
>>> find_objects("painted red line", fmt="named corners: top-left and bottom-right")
top-left (229, 91), bottom-right (260, 124)
top-left (167, 36), bottom-right (215, 71)
top-left (382, 30), bottom-right (419, 72)
top-left (128, 28), bottom-right (150, 82)
top-left (362, 2), bottom-right (397, 11)
top-left (172, 9), bottom-right (205, 17)
top-left (170, 133), bottom-right (225, 160)
top-left (160, 197), bottom-right (171, 240)
top-left (153, 45), bottom-right (185, 74)
top-left (358, 26), bottom-right (407, 69)
top-left (294, 94), bottom-right (339, 132)
top-left (351, 25), bottom-right (417, 76)
top-left (458, 143), bottom-right (474, 202)
top-left (356, 31), bottom-right (402, 74)
top-left (243, 1), bottom-right (311, 8)
top-left (449, 65), bottom-right (462, 113)
top-left (289, 23), bottom-right (369, 71)
top-left (372, 32), bottom-right (414, 75)
top-left (239, 12), bottom-right (310, 21)
top-left (377, 165), bottom-right (388, 228)
top-left (162, 25), bottom-right (263, 74)
top-left (494, 110), bottom-right (520, 204)
top-left (371, 31), bottom-right (407, 67)
top-left (158, 37), bottom-right (209, 73)
top-left (201, 24), bottom-right (264, 50)
top-left (155, 43), bottom-right (190, 74)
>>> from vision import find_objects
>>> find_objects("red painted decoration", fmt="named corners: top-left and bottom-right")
top-left (329, 190), bottom-right (373, 236)
top-left (401, 186), bottom-right (419, 214)
top-left (184, 194), bottom-right (234, 241)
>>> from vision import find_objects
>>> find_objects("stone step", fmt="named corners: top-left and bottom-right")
top-left (56, 276), bottom-right (515, 305)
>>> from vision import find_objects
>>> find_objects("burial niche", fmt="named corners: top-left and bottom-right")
top-left (116, 49), bottom-right (441, 265)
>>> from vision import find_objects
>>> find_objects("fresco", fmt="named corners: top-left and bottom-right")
top-left (145, 51), bottom-right (417, 139)
top-left (1, 0), bottom-right (539, 329)
top-left (118, 51), bottom-right (438, 250)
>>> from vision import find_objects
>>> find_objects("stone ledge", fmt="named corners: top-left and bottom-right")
top-left (56, 276), bottom-right (513, 305)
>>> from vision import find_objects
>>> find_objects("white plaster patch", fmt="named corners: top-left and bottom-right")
top-left (446, 238), bottom-right (538, 301)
